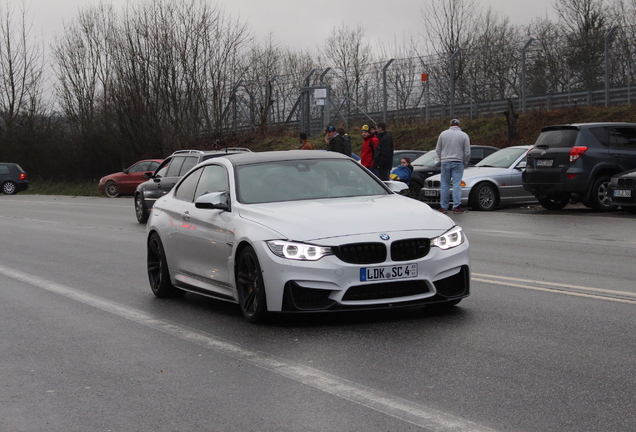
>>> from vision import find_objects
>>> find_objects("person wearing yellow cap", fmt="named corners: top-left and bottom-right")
top-left (360, 124), bottom-right (379, 175)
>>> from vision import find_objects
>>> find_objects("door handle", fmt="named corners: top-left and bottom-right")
top-left (182, 211), bottom-right (190, 221)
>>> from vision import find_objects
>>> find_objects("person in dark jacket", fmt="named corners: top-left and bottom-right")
top-left (325, 125), bottom-right (347, 155)
top-left (373, 122), bottom-right (394, 181)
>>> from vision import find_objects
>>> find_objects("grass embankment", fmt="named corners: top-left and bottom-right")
top-left (24, 105), bottom-right (636, 197)
top-left (25, 179), bottom-right (102, 197)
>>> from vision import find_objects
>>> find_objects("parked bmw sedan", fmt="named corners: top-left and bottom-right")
top-left (607, 168), bottom-right (636, 213)
top-left (146, 151), bottom-right (470, 322)
top-left (421, 145), bottom-right (536, 211)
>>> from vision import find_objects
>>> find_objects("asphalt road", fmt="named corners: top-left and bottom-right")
top-left (1, 195), bottom-right (635, 432)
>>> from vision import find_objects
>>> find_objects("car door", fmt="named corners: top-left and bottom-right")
top-left (607, 126), bottom-right (636, 171)
top-left (119, 161), bottom-right (152, 194)
top-left (173, 164), bottom-right (235, 298)
top-left (501, 154), bottom-right (534, 203)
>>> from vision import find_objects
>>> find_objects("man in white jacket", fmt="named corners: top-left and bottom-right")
top-left (436, 119), bottom-right (471, 213)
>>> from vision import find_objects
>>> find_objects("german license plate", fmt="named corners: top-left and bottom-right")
top-left (614, 189), bottom-right (632, 197)
top-left (536, 159), bottom-right (553, 167)
top-left (424, 190), bottom-right (439, 197)
top-left (360, 264), bottom-right (418, 282)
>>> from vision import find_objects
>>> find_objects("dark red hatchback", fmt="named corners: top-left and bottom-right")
top-left (98, 159), bottom-right (163, 197)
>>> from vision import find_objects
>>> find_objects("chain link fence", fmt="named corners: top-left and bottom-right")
top-left (224, 25), bottom-right (636, 136)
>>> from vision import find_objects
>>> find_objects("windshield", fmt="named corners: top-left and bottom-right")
top-left (236, 159), bottom-right (389, 204)
top-left (411, 151), bottom-right (439, 166)
top-left (475, 147), bottom-right (528, 169)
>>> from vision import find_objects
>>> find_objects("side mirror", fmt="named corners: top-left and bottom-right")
top-left (516, 161), bottom-right (527, 170)
top-left (123, 168), bottom-right (130, 174)
top-left (143, 171), bottom-right (153, 179)
top-left (384, 180), bottom-right (409, 195)
top-left (195, 191), bottom-right (230, 211)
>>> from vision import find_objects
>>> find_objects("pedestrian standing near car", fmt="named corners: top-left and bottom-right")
top-left (299, 132), bottom-right (314, 150)
top-left (337, 127), bottom-right (353, 157)
top-left (325, 125), bottom-right (347, 155)
top-left (373, 122), bottom-right (394, 181)
top-left (436, 118), bottom-right (470, 214)
top-left (360, 124), bottom-right (379, 175)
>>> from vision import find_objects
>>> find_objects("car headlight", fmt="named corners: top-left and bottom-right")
top-left (266, 241), bottom-right (332, 261)
top-left (431, 226), bottom-right (465, 250)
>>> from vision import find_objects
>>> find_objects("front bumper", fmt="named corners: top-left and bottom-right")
top-left (420, 187), bottom-right (470, 206)
top-left (253, 235), bottom-right (471, 313)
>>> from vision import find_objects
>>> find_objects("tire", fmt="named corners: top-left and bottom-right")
top-left (469, 183), bottom-right (497, 211)
top-left (147, 233), bottom-right (183, 298)
top-left (589, 176), bottom-right (618, 212)
top-left (2, 181), bottom-right (17, 195)
top-left (407, 179), bottom-right (422, 200)
top-left (537, 194), bottom-right (569, 210)
top-left (104, 181), bottom-right (119, 198)
top-left (135, 193), bottom-right (149, 224)
top-left (236, 246), bottom-right (268, 323)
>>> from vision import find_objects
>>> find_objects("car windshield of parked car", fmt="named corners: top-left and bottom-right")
top-left (236, 158), bottom-right (389, 204)
top-left (411, 151), bottom-right (439, 166)
top-left (475, 147), bottom-right (528, 169)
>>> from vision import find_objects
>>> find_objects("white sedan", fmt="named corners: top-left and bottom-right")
top-left (146, 151), bottom-right (470, 322)
top-left (421, 145), bottom-right (537, 211)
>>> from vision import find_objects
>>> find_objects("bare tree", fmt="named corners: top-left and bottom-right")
top-left (555, 0), bottom-right (612, 89)
top-left (0, 0), bottom-right (44, 138)
top-left (320, 23), bottom-right (372, 118)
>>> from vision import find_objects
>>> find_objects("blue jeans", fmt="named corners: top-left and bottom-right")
top-left (440, 161), bottom-right (464, 210)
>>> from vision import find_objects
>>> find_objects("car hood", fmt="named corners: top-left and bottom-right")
top-left (236, 194), bottom-right (454, 242)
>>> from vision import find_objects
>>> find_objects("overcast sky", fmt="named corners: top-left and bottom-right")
top-left (25, 0), bottom-right (557, 51)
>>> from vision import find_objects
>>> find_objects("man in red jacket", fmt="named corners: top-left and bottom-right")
top-left (360, 124), bottom-right (379, 176)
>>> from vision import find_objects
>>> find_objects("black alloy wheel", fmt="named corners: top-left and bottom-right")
top-left (537, 194), bottom-right (569, 210)
top-left (2, 181), bottom-right (17, 195)
top-left (589, 176), bottom-right (618, 212)
top-left (104, 181), bottom-right (119, 198)
top-left (147, 233), bottom-right (183, 298)
top-left (236, 246), bottom-right (267, 323)
top-left (135, 194), bottom-right (149, 223)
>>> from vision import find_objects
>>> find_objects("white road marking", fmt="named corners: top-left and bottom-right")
top-left (0, 264), bottom-right (497, 432)
top-left (472, 273), bottom-right (636, 304)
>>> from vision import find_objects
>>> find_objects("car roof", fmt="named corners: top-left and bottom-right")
top-left (170, 148), bottom-right (251, 156)
top-left (210, 150), bottom-right (352, 166)
top-left (542, 122), bottom-right (636, 131)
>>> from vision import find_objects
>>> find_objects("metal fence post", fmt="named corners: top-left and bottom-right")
top-left (382, 59), bottom-right (395, 122)
top-left (450, 50), bottom-right (461, 119)
top-left (605, 27), bottom-right (618, 107)
top-left (521, 38), bottom-right (534, 114)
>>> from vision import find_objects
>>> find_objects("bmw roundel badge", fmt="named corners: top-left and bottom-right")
top-left (380, 234), bottom-right (390, 241)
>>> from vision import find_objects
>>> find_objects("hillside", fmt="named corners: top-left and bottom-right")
top-left (238, 105), bottom-right (636, 153)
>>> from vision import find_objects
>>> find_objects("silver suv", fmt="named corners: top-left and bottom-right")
top-left (134, 148), bottom-right (250, 223)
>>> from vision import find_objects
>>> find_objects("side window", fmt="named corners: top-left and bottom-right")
top-left (166, 156), bottom-right (186, 177)
top-left (0, 164), bottom-right (9, 175)
top-left (609, 127), bottom-right (636, 149)
top-left (179, 157), bottom-right (199, 176)
top-left (154, 159), bottom-right (172, 178)
top-left (129, 161), bottom-right (150, 173)
top-left (470, 149), bottom-right (484, 164)
top-left (590, 127), bottom-right (610, 146)
top-left (174, 168), bottom-right (204, 202)
top-left (149, 161), bottom-right (160, 171)
top-left (194, 165), bottom-right (229, 201)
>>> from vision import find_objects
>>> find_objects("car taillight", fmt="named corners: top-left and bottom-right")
top-left (18, 173), bottom-right (27, 180)
top-left (569, 146), bottom-right (588, 162)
